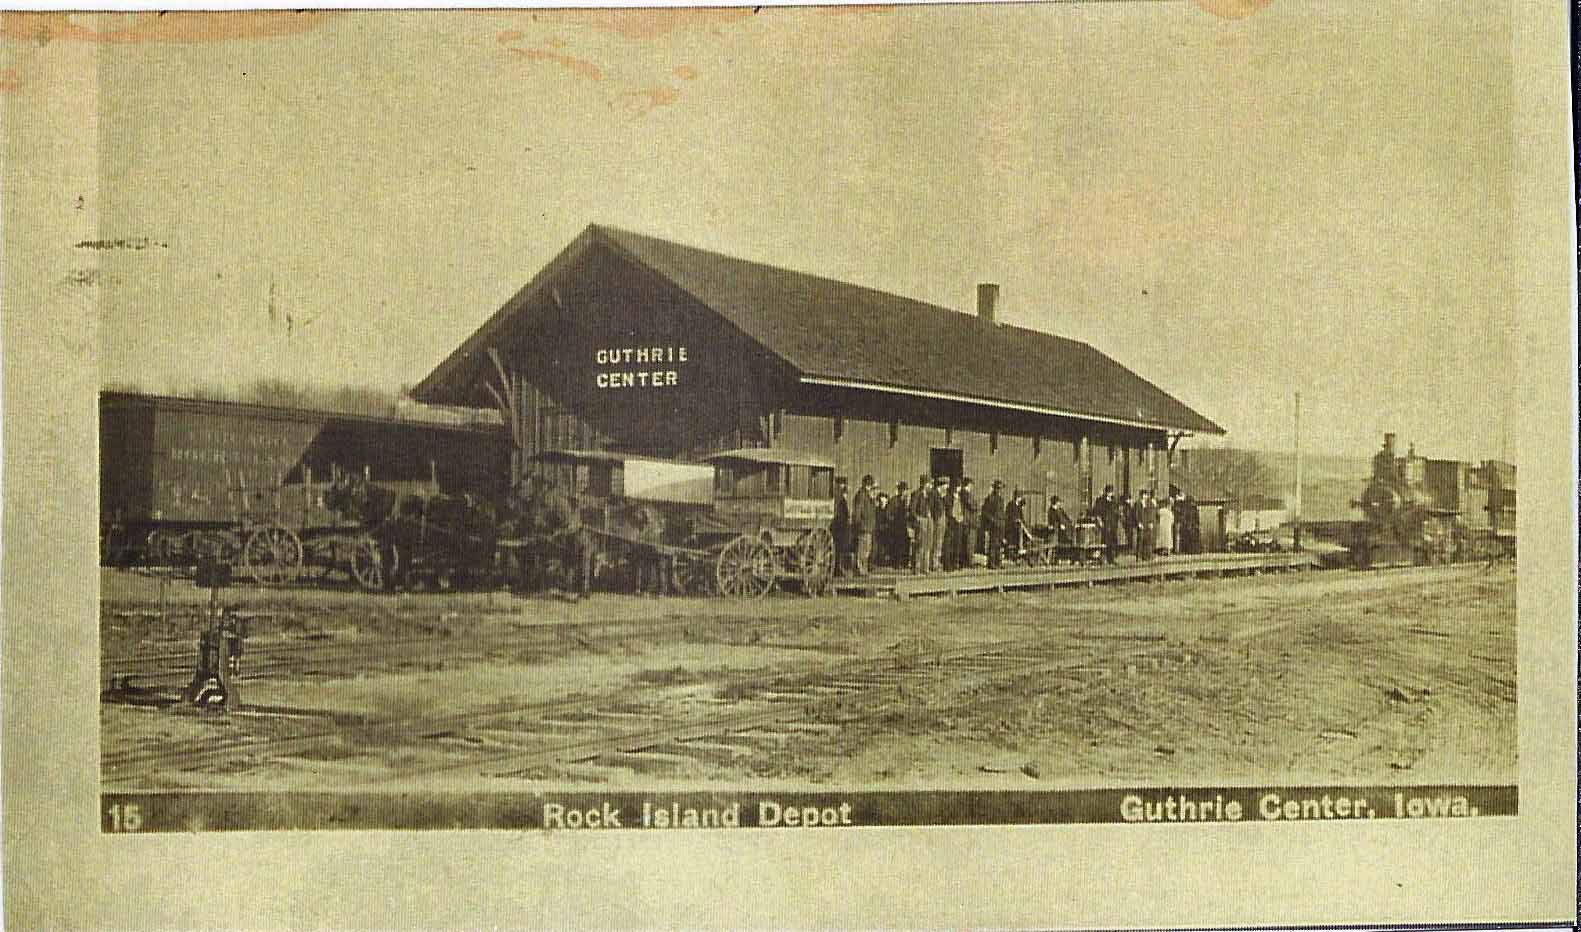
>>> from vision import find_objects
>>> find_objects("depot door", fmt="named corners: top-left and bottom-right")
top-left (930, 448), bottom-right (963, 483)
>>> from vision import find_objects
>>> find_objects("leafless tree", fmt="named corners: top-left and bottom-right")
top-left (1173, 448), bottom-right (1273, 505)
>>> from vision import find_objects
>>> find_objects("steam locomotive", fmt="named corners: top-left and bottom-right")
top-left (1348, 433), bottom-right (1516, 568)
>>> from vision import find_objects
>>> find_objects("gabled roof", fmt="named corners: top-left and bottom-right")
top-left (414, 224), bottom-right (1224, 435)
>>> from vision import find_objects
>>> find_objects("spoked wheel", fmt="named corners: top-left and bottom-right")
top-left (795, 527), bottom-right (835, 597)
top-left (242, 525), bottom-right (304, 585)
top-left (350, 537), bottom-right (399, 592)
top-left (715, 534), bottom-right (776, 598)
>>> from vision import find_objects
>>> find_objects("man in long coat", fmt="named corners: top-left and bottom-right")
top-left (957, 477), bottom-right (979, 570)
top-left (981, 480), bottom-right (1007, 569)
top-left (888, 481), bottom-right (911, 570)
top-left (1005, 488), bottom-right (1029, 561)
top-left (928, 476), bottom-right (949, 573)
top-left (851, 474), bottom-right (878, 576)
top-left (831, 477), bottom-right (851, 576)
top-left (909, 475), bottom-right (933, 574)
top-left (1091, 484), bottom-right (1119, 564)
top-left (1135, 489), bottom-right (1158, 561)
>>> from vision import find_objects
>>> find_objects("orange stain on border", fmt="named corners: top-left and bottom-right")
top-left (0, 66), bottom-right (21, 93)
top-left (508, 45), bottom-right (603, 82)
top-left (1, 11), bottom-right (337, 45)
top-left (1192, 0), bottom-right (1273, 20)
top-left (673, 65), bottom-right (699, 80)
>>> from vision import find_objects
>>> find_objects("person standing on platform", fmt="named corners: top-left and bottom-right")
top-left (1135, 489), bottom-right (1158, 561)
top-left (1155, 492), bottom-right (1175, 557)
top-left (1092, 485), bottom-right (1118, 564)
top-left (832, 477), bottom-right (851, 577)
top-left (939, 478), bottom-right (958, 571)
top-left (929, 476), bottom-right (949, 573)
top-left (1047, 494), bottom-right (1075, 544)
top-left (1006, 488), bottom-right (1029, 560)
top-left (981, 480), bottom-right (1007, 570)
top-left (852, 474), bottom-right (877, 576)
top-left (1178, 492), bottom-right (1201, 554)
top-left (873, 492), bottom-right (891, 567)
top-left (889, 481), bottom-right (911, 571)
top-left (958, 477), bottom-right (979, 569)
top-left (910, 475), bottom-right (933, 574)
top-left (1117, 492), bottom-right (1135, 560)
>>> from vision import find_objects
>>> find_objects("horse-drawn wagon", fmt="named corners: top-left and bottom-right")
top-left (519, 447), bottom-right (836, 598)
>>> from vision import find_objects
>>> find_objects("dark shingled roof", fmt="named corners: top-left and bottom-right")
top-left (415, 224), bottom-right (1224, 435)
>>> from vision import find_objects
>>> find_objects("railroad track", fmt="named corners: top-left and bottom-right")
top-left (100, 612), bottom-right (812, 690)
top-left (102, 629), bottom-right (1180, 786)
top-left (102, 562), bottom-right (1502, 785)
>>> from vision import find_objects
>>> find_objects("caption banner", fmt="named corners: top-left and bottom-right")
top-left (102, 786), bottom-right (1517, 833)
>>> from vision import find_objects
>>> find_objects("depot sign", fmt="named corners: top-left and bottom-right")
top-left (594, 345), bottom-right (689, 389)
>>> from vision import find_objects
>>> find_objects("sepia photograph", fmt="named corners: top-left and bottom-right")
top-left (3, 1), bottom-right (1575, 928)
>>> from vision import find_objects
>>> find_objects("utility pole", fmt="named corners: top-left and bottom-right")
top-left (1293, 392), bottom-right (1303, 551)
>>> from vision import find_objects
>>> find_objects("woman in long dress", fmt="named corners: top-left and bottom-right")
top-left (1155, 498), bottom-right (1175, 555)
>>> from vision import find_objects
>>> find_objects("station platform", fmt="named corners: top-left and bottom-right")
top-left (830, 551), bottom-right (1318, 600)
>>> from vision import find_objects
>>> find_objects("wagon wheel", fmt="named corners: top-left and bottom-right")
top-left (242, 525), bottom-right (304, 585)
top-left (350, 537), bottom-right (399, 592)
top-left (715, 535), bottom-right (776, 598)
top-left (795, 527), bottom-right (836, 597)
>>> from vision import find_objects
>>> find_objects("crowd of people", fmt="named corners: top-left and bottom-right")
top-left (1084, 483), bottom-right (1203, 565)
top-left (828, 473), bottom-right (1203, 577)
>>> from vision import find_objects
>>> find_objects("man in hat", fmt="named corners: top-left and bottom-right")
top-left (888, 481), bottom-right (911, 571)
top-left (1047, 494), bottom-right (1075, 544)
top-left (957, 477), bottom-right (979, 570)
top-left (1091, 484), bottom-right (1118, 564)
top-left (1135, 488), bottom-right (1158, 561)
top-left (928, 475), bottom-right (949, 573)
top-left (981, 479), bottom-right (1007, 569)
top-left (1006, 488), bottom-right (1029, 561)
top-left (831, 476), bottom-right (851, 576)
top-left (909, 474), bottom-right (933, 574)
top-left (941, 476), bottom-right (963, 571)
top-left (851, 474), bottom-right (877, 577)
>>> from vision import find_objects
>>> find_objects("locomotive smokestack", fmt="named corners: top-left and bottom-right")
top-left (976, 283), bottom-right (999, 324)
top-left (1383, 432), bottom-right (1397, 456)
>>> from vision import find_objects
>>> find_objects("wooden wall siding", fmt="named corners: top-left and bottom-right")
top-left (781, 411), bottom-right (1130, 519)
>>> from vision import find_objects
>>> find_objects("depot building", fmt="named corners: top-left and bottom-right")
top-left (412, 223), bottom-right (1223, 516)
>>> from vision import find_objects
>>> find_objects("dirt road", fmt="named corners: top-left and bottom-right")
top-left (100, 563), bottom-right (1516, 790)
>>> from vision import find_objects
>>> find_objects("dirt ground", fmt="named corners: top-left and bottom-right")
top-left (100, 563), bottom-right (1516, 790)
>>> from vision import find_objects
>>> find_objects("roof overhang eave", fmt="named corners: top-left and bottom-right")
top-left (798, 375), bottom-right (1222, 436)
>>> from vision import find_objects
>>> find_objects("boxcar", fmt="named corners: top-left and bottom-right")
top-left (99, 391), bottom-right (512, 572)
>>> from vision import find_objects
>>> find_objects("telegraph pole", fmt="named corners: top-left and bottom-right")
top-left (1293, 392), bottom-right (1303, 551)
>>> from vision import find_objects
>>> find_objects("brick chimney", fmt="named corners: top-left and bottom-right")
top-left (976, 283), bottom-right (1000, 324)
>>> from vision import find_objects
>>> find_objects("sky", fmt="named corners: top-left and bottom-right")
top-left (12, 3), bottom-right (1517, 462)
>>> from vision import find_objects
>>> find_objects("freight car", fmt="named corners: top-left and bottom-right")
top-left (1347, 432), bottom-right (1516, 568)
top-left (98, 391), bottom-right (513, 581)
